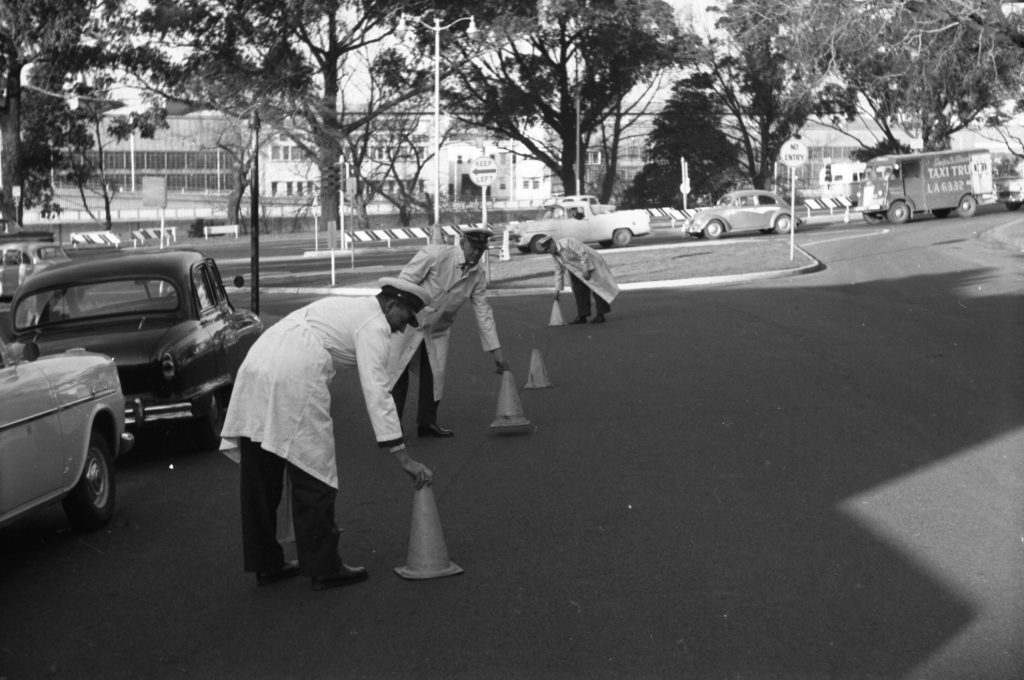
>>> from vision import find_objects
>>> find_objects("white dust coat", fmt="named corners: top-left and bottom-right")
top-left (552, 237), bottom-right (620, 303)
top-left (387, 245), bottom-right (501, 401)
top-left (220, 297), bottom-right (403, 489)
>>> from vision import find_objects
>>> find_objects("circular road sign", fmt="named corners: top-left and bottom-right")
top-left (469, 157), bottom-right (498, 187)
top-left (779, 138), bottom-right (809, 168)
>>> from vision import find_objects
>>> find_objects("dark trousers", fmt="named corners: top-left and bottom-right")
top-left (570, 273), bottom-right (611, 318)
top-left (239, 438), bottom-right (342, 578)
top-left (391, 343), bottom-right (440, 426)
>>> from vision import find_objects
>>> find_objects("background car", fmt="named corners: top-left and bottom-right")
top-left (0, 336), bottom-right (132, 530)
top-left (8, 250), bottom-right (263, 450)
top-left (683, 189), bottom-right (800, 239)
top-left (509, 197), bottom-right (651, 253)
top-left (0, 240), bottom-right (71, 301)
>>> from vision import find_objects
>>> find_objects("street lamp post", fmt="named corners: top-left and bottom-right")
top-left (397, 14), bottom-right (477, 244)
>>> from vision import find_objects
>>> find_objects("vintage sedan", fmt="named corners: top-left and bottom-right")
top-left (8, 250), bottom-right (263, 450)
top-left (0, 336), bottom-right (133, 530)
top-left (683, 189), bottom-right (800, 239)
top-left (0, 240), bottom-right (71, 301)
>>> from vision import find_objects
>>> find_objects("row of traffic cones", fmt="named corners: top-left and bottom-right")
top-left (396, 301), bottom-right (562, 580)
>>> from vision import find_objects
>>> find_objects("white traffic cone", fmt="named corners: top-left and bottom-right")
top-left (524, 349), bottom-right (552, 389)
top-left (394, 486), bottom-right (463, 580)
top-left (549, 299), bottom-right (565, 326)
top-left (490, 370), bottom-right (531, 430)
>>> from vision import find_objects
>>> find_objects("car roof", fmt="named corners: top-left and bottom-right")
top-left (1, 241), bottom-right (67, 252)
top-left (12, 249), bottom-right (209, 295)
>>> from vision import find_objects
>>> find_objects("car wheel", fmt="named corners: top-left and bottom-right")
top-left (956, 195), bottom-right (978, 218)
top-left (62, 431), bottom-right (115, 531)
top-left (703, 221), bottom-right (724, 239)
top-left (887, 201), bottom-right (911, 224)
top-left (611, 229), bottom-right (632, 247)
top-left (773, 215), bottom-right (793, 234)
top-left (1006, 201), bottom-right (1022, 211)
top-left (932, 208), bottom-right (952, 218)
top-left (194, 390), bottom-right (226, 451)
top-left (529, 235), bottom-right (547, 254)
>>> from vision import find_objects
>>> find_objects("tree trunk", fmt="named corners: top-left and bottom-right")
top-left (1, 62), bottom-right (23, 225)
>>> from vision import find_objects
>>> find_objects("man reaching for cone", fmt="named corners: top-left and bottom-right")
top-left (221, 278), bottom-right (434, 591)
top-left (389, 227), bottom-right (510, 438)
top-left (538, 235), bottom-right (620, 324)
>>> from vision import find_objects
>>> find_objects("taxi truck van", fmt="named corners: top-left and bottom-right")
top-left (859, 149), bottom-right (995, 224)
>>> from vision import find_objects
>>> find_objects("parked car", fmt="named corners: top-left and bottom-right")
top-left (0, 336), bottom-right (133, 530)
top-left (509, 198), bottom-right (651, 253)
top-left (8, 250), bottom-right (263, 450)
top-left (0, 240), bottom-right (71, 301)
top-left (683, 189), bottom-right (800, 239)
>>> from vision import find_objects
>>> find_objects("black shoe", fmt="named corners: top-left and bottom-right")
top-left (590, 314), bottom-right (606, 324)
top-left (256, 561), bottom-right (301, 586)
top-left (418, 423), bottom-right (454, 438)
top-left (311, 564), bottom-right (368, 591)
top-left (568, 316), bottom-right (588, 325)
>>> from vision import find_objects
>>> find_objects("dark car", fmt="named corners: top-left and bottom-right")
top-left (683, 189), bottom-right (800, 239)
top-left (8, 250), bottom-right (263, 450)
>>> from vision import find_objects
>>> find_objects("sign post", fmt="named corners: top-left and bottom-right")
top-left (468, 156), bottom-right (497, 227)
top-left (679, 157), bottom-right (690, 210)
top-left (779, 138), bottom-right (808, 261)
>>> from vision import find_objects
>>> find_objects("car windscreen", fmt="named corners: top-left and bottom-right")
top-left (13, 278), bottom-right (180, 330)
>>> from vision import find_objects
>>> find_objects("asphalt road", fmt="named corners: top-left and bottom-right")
top-left (1, 212), bottom-right (1021, 679)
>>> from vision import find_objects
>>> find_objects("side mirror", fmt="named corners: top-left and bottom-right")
top-left (233, 275), bottom-right (245, 288)
top-left (11, 341), bottom-right (40, 362)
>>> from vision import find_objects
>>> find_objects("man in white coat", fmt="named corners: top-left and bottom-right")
top-left (538, 235), bottom-right (620, 324)
top-left (389, 227), bottom-right (510, 438)
top-left (221, 278), bottom-right (434, 591)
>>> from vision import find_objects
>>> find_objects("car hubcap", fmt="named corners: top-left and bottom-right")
top-left (85, 454), bottom-right (108, 508)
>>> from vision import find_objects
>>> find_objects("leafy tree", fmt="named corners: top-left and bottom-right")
top-left (689, 0), bottom-right (818, 190)
top-left (133, 0), bottom-right (430, 232)
top-left (785, 0), bottom-right (1022, 154)
top-left (444, 0), bottom-right (687, 202)
top-left (0, 0), bottom-right (98, 224)
top-left (622, 75), bottom-right (740, 209)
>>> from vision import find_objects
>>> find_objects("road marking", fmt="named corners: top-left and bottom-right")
top-left (802, 228), bottom-right (890, 247)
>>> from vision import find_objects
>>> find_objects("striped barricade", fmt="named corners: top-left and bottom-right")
top-left (70, 231), bottom-right (122, 249)
top-left (803, 197), bottom-right (854, 217)
top-left (645, 207), bottom-right (706, 226)
top-left (131, 227), bottom-right (177, 247)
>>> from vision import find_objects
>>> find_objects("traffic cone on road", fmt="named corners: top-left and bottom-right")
top-left (524, 349), bottom-right (552, 389)
top-left (394, 486), bottom-right (464, 580)
top-left (490, 370), bottom-right (531, 430)
top-left (549, 299), bottom-right (565, 326)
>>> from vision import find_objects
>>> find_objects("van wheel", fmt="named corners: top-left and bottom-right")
top-left (62, 431), bottom-right (115, 531)
top-left (773, 215), bottom-right (792, 234)
top-left (863, 212), bottom-right (884, 224)
top-left (703, 221), bottom-right (724, 239)
top-left (887, 201), bottom-right (911, 224)
top-left (956, 195), bottom-right (978, 218)
top-left (611, 229), bottom-right (632, 247)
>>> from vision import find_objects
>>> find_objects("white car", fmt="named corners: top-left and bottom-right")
top-left (510, 198), bottom-right (651, 253)
top-left (0, 336), bottom-right (133, 530)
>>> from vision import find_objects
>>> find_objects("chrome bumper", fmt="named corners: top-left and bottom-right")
top-left (124, 397), bottom-right (195, 427)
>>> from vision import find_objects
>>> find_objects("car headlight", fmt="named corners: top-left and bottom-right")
top-left (160, 352), bottom-right (176, 381)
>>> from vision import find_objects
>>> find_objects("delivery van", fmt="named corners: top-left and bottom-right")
top-left (859, 149), bottom-right (995, 224)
